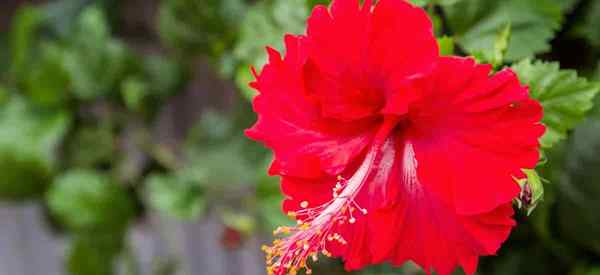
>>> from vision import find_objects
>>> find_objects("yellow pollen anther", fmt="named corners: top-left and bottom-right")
top-left (300, 201), bottom-right (309, 208)
top-left (349, 217), bottom-right (356, 224)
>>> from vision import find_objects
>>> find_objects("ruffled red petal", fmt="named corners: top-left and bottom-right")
top-left (247, 0), bottom-right (439, 179)
top-left (246, 35), bottom-right (378, 179)
top-left (408, 57), bottom-right (544, 214)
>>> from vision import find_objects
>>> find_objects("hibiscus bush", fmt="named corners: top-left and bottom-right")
top-left (1, 0), bottom-right (600, 275)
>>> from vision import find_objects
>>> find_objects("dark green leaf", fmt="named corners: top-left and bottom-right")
top-left (445, 0), bottom-right (562, 61)
top-left (23, 42), bottom-right (70, 108)
top-left (581, 0), bottom-right (600, 46)
top-left (67, 233), bottom-right (124, 275)
top-left (10, 5), bottom-right (45, 80)
top-left (558, 119), bottom-right (600, 256)
top-left (0, 97), bottom-right (69, 199)
top-left (158, 0), bottom-right (246, 56)
top-left (512, 59), bottom-right (600, 148)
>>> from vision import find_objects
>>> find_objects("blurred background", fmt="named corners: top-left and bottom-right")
top-left (0, 0), bottom-right (599, 275)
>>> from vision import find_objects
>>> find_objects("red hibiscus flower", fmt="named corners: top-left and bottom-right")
top-left (245, 0), bottom-right (544, 275)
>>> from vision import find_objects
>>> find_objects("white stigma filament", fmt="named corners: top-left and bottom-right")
top-left (262, 149), bottom-right (378, 275)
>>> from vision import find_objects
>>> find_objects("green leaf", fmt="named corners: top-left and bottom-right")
top-left (0, 86), bottom-right (9, 105)
top-left (47, 170), bottom-right (134, 233)
top-left (512, 59), bottom-right (600, 148)
top-left (23, 42), bottom-right (70, 108)
top-left (236, 66), bottom-right (257, 100)
top-left (0, 97), bottom-right (69, 200)
top-left (581, 0), bottom-right (600, 46)
top-left (557, 119), bottom-right (600, 256)
top-left (233, 0), bottom-right (307, 97)
top-left (67, 233), bottom-right (124, 275)
top-left (63, 6), bottom-right (131, 100)
top-left (146, 173), bottom-right (206, 220)
top-left (491, 23), bottom-right (511, 67)
top-left (158, 0), bottom-right (246, 56)
top-left (409, 0), bottom-right (431, 6)
top-left (445, 0), bottom-right (562, 61)
top-left (409, 0), bottom-right (462, 6)
top-left (437, 36), bottom-right (455, 56)
top-left (583, 268), bottom-right (600, 275)
top-left (9, 5), bottom-right (45, 80)
top-left (306, 0), bottom-right (330, 8)
top-left (43, 0), bottom-right (92, 38)
top-left (553, 0), bottom-right (579, 12)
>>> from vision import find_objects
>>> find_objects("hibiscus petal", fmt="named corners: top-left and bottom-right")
top-left (246, 35), bottom-right (378, 178)
top-left (409, 57), bottom-right (544, 214)
top-left (389, 140), bottom-right (515, 275)
top-left (328, 137), bottom-right (516, 275)
top-left (370, 0), bottom-right (438, 81)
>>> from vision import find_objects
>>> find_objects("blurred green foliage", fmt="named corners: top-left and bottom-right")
top-left (0, 0), bottom-right (600, 275)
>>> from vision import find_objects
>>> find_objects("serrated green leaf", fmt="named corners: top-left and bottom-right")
top-left (146, 173), bottom-right (206, 220)
top-left (0, 97), bottom-right (69, 200)
top-left (512, 59), bottom-right (600, 148)
top-left (445, 0), bottom-right (562, 61)
top-left (47, 170), bottom-right (134, 233)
